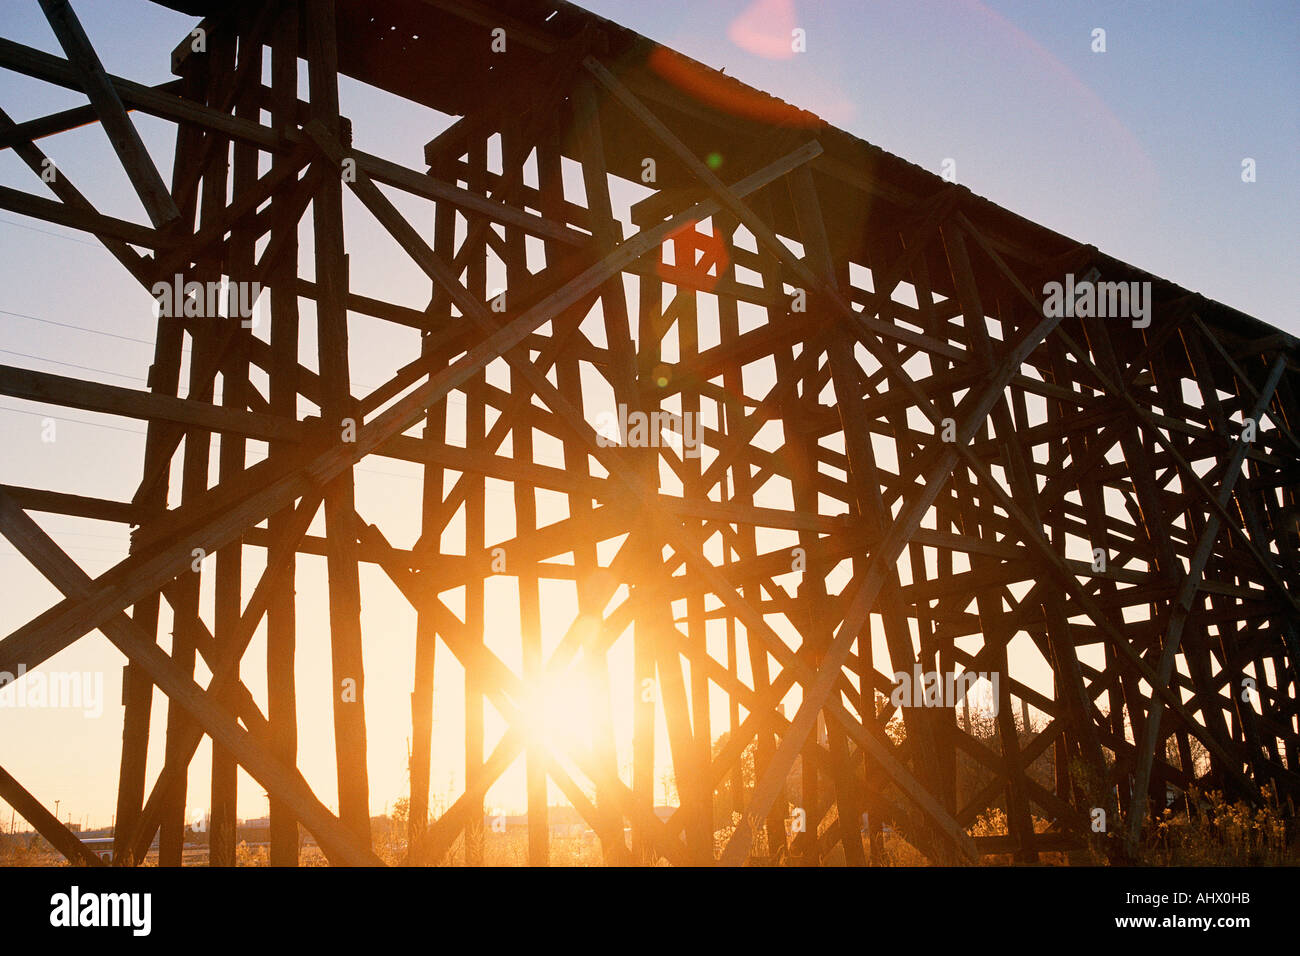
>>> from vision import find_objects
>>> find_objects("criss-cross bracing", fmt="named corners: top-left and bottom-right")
top-left (1, 0), bottom-right (1296, 866)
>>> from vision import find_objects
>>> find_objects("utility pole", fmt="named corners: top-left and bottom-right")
top-left (53, 799), bottom-right (60, 823)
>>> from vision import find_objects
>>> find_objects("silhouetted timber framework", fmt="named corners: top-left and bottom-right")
top-left (0, 0), bottom-right (1297, 867)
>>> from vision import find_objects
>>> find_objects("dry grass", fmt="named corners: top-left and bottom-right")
top-left (1131, 785), bottom-right (1295, 866)
top-left (5, 784), bottom-right (1296, 866)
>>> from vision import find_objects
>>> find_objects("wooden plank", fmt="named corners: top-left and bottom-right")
top-left (569, 82), bottom-right (639, 863)
top-left (461, 133), bottom-right (489, 868)
top-left (0, 224), bottom-right (613, 675)
top-left (718, 306), bottom-right (1063, 864)
top-left (0, 106), bottom-right (151, 284)
top-left (581, 65), bottom-right (1039, 862)
top-left (209, 19), bottom-right (262, 867)
top-left (0, 364), bottom-right (306, 443)
top-left (0, 489), bottom-right (381, 865)
top-left (501, 124), bottom-right (549, 867)
top-left (36, 0), bottom-right (180, 226)
top-left (0, 486), bottom-right (143, 524)
top-left (0, 35), bottom-right (284, 149)
top-left (125, 494), bottom-right (322, 864)
top-left (306, 0), bottom-right (371, 850)
top-left (267, 0), bottom-right (303, 868)
top-left (788, 166), bottom-right (881, 864)
top-left (119, 51), bottom-right (217, 866)
top-left (0, 183), bottom-right (161, 247)
top-left (0, 35), bottom-right (589, 247)
top-left (0, 82), bottom-right (179, 149)
top-left (0, 764), bottom-right (106, 866)
top-left (957, 211), bottom-right (1298, 615)
top-left (1125, 354), bottom-right (1289, 848)
top-left (407, 180), bottom-right (456, 863)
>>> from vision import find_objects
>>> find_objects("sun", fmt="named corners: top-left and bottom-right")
top-left (520, 664), bottom-right (599, 763)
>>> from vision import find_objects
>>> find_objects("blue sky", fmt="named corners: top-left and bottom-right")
top-left (578, 0), bottom-right (1299, 331)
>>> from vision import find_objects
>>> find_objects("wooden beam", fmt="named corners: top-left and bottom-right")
top-left (36, 0), bottom-right (180, 226)
top-left (0, 364), bottom-right (307, 443)
top-left (0, 486), bottom-right (143, 524)
top-left (0, 489), bottom-right (382, 865)
top-left (0, 764), bottom-right (106, 867)
top-left (1125, 354), bottom-right (1289, 848)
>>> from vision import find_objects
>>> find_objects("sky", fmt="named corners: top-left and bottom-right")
top-left (0, 0), bottom-right (1295, 834)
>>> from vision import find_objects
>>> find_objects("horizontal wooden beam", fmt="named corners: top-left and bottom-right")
top-left (0, 486), bottom-right (145, 524)
top-left (0, 183), bottom-right (161, 248)
top-left (0, 364), bottom-right (308, 443)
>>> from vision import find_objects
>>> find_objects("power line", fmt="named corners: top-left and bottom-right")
top-left (0, 311), bottom-right (497, 396)
top-left (0, 406), bottom-right (538, 477)
top-left (0, 403), bottom-right (147, 436)
top-left (0, 362), bottom-right (567, 469)
top-left (0, 311), bottom-right (493, 400)
top-left (1, 399), bottom-right (571, 478)
top-left (0, 307), bottom-right (166, 348)
top-left (32, 528), bottom-right (128, 543)
top-left (0, 215), bottom-right (100, 248)
top-left (0, 542), bottom-right (127, 558)
top-left (0, 395), bottom-right (581, 476)
top-left (0, 350), bottom-right (147, 382)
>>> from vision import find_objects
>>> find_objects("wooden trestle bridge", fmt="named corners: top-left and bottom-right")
top-left (0, 0), bottom-right (1296, 866)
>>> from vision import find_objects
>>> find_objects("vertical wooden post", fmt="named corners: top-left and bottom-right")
top-left (408, 190), bottom-right (453, 864)
top-left (570, 83), bottom-right (635, 863)
top-left (462, 134), bottom-right (488, 868)
top-left (267, 0), bottom-right (302, 868)
top-left (119, 44), bottom-right (206, 870)
top-left (209, 8), bottom-right (261, 868)
top-left (306, 0), bottom-right (370, 848)
top-left (500, 126), bottom-right (549, 866)
top-left (630, 199), bottom-right (662, 865)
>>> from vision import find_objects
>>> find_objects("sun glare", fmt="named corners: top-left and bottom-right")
top-left (522, 668), bottom-right (597, 761)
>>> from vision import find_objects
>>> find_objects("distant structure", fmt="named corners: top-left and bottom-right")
top-left (0, 0), bottom-right (1296, 866)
